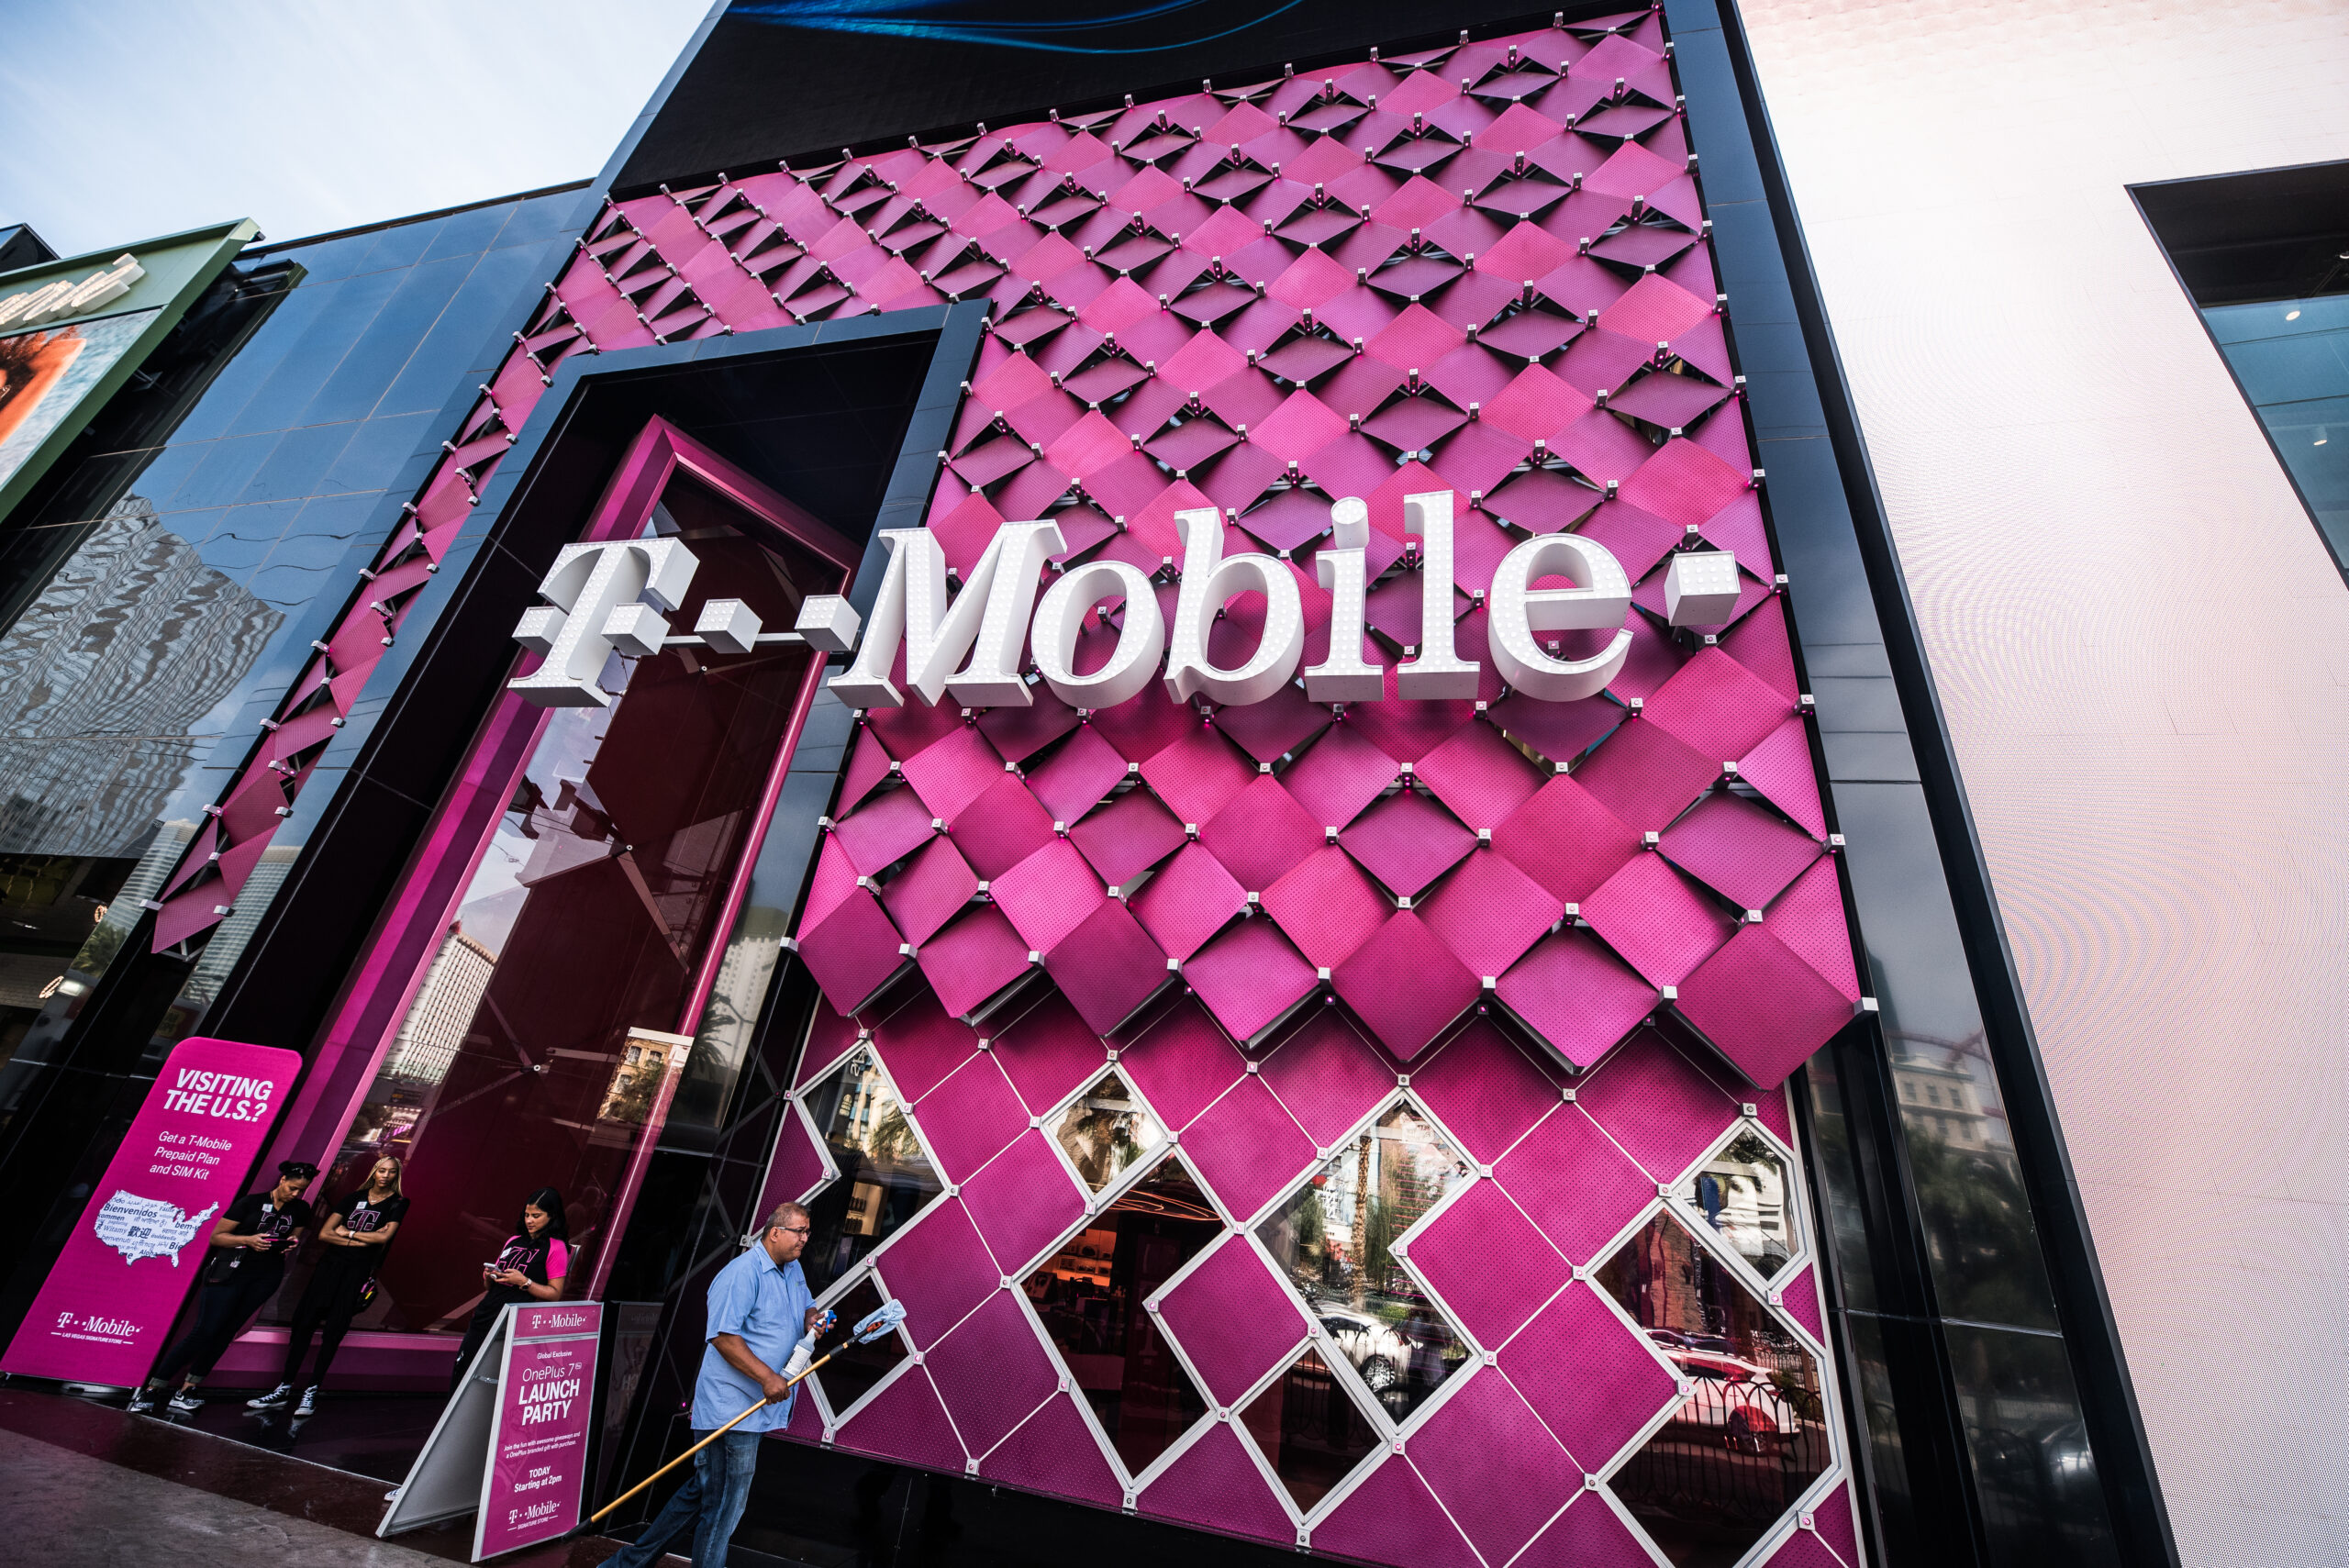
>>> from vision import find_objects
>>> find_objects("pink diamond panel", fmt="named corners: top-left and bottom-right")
top-left (1156, 1232), bottom-right (1310, 1408)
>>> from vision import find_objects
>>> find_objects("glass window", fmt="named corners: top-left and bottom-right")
top-left (801, 1045), bottom-right (944, 1286)
top-left (1676, 1129), bottom-right (1795, 1281)
top-left (1255, 1100), bottom-right (1471, 1426)
top-left (1596, 1211), bottom-right (1830, 1568)
top-left (2203, 296), bottom-right (2349, 556)
top-left (0, 854), bottom-right (136, 1072)
top-left (317, 484), bottom-right (829, 1331)
top-left (1241, 1346), bottom-right (1382, 1511)
top-left (2136, 162), bottom-right (2349, 565)
top-left (1052, 1070), bottom-right (1163, 1190)
top-left (1023, 1154), bottom-right (1219, 1477)
top-left (810, 1273), bottom-right (908, 1417)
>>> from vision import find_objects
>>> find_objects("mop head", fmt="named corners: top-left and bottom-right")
top-left (850, 1300), bottom-right (907, 1344)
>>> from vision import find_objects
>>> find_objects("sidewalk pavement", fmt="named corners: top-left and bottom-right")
top-left (1, 1426), bottom-right (450, 1568)
top-left (0, 1386), bottom-right (656, 1568)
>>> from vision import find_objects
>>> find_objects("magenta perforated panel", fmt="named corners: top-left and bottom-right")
top-left (1764, 1525), bottom-right (1854, 1568)
top-left (987, 991), bottom-right (1108, 1112)
top-left (1140, 1419), bottom-right (1295, 1543)
top-left (1314, 1453), bottom-right (1482, 1568)
top-left (980, 1391), bottom-right (1126, 1507)
top-left (1411, 1018), bottom-right (1561, 1165)
top-left (1183, 1074), bottom-right (1318, 1220)
top-left (1807, 1480), bottom-right (1862, 1567)
top-left (923, 1288), bottom-right (1060, 1458)
top-left (1501, 1280), bottom-right (1676, 1469)
top-left (1410, 1177), bottom-right (1572, 1349)
top-left (1514, 1493), bottom-right (1653, 1568)
top-left (872, 1196), bottom-right (998, 1351)
top-left (205, 9), bottom-right (1864, 1563)
top-left (1156, 1233), bottom-right (1309, 1408)
top-left (955, 1128), bottom-right (1086, 1273)
top-left (1408, 1367), bottom-right (1585, 1566)
top-left (831, 1364), bottom-right (969, 1472)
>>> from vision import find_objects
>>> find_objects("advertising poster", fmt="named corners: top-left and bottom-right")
top-left (1, 1034), bottom-right (303, 1385)
top-left (475, 1302), bottom-right (603, 1561)
top-left (0, 309), bottom-right (161, 494)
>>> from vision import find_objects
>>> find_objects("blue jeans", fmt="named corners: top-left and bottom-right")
top-left (607, 1428), bottom-right (761, 1568)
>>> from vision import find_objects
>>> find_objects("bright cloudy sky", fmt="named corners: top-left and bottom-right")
top-left (0, 0), bottom-right (713, 257)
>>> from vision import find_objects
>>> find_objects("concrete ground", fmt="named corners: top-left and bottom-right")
top-left (0, 1387), bottom-right (664, 1568)
top-left (0, 1426), bottom-right (449, 1568)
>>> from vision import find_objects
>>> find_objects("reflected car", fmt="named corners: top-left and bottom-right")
top-left (1319, 1311), bottom-right (1411, 1394)
top-left (1650, 1337), bottom-right (1800, 1451)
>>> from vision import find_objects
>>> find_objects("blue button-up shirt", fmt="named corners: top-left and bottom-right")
top-left (693, 1240), bottom-right (814, 1433)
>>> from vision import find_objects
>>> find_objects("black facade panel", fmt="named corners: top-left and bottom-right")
top-left (622, 0), bottom-right (1574, 191)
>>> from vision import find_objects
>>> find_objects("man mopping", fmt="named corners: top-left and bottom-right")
top-left (603, 1202), bottom-right (827, 1568)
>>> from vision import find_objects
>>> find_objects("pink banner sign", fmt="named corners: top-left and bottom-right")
top-left (476, 1301), bottom-right (603, 1561)
top-left (3, 1035), bottom-right (303, 1385)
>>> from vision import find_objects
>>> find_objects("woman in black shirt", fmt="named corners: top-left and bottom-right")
top-left (248, 1154), bottom-right (410, 1418)
top-left (128, 1161), bottom-right (317, 1415)
top-left (449, 1186), bottom-right (571, 1394)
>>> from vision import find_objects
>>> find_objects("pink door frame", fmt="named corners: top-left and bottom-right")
top-left (257, 415), bottom-right (861, 1340)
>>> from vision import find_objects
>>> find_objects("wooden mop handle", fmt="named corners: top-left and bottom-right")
top-left (587, 1349), bottom-right (834, 1525)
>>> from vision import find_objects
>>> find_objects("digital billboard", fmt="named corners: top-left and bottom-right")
top-left (0, 220), bottom-right (258, 526)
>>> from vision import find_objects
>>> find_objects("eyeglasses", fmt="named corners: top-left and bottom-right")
top-left (774, 1225), bottom-right (811, 1237)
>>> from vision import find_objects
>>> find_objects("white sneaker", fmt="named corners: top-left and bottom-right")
top-left (247, 1382), bottom-right (295, 1409)
top-left (295, 1386), bottom-right (318, 1418)
top-left (125, 1386), bottom-right (159, 1414)
top-left (167, 1388), bottom-right (203, 1415)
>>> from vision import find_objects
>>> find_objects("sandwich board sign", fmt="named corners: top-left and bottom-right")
top-left (381, 1300), bottom-right (603, 1561)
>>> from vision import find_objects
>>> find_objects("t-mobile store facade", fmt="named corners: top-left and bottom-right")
top-left (6, 3), bottom-right (2343, 1567)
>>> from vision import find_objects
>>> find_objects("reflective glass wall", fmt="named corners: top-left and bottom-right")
top-left (313, 478), bottom-right (837, 1334)
top-left (2203, 295), bottom-right (2349, 557)
top-left (2139, 159), bottom-right (2349, 569)
top-left (0, 185), bottom-right (597, 1331)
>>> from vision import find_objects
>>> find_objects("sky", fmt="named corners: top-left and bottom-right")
top-left (0, 0), bottom-right (714, 258)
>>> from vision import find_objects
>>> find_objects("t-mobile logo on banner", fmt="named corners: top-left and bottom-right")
top-left (507, 495), bottom-right (1740, 709)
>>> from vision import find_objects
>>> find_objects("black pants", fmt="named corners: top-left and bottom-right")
top-left (450, 1296), bottom-right (518, 1394)
top-left (280, 1263), bottom-right (370, 1388)
top-left (153, 1266), bottom-right (281, 1385)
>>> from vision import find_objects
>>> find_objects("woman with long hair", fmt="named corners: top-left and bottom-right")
top-left (128, 1161), bottom-right (317, 1415)
top-left (449, 1186), bottom-right (570, 1393)
top-left (248, 1154), bottom-right (409, 1418)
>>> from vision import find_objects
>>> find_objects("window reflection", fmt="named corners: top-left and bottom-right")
top-left (2200, 292), bottom-right (2349, 560)
top-left (1256, 1102), bottom-right (1471, 1425)
top-left (802, 1046), bottom-right (943, 1286)
top-left (1023, 1155), bottom-right (1218, 1476)
top-left (316, 495), bottom-right (827, 1330)
top-left (811, 1273), bottom-right (907, 1416)
top-left (1676, 1130), bottom-right (1793, 1280)
top-left (1596, 1212), bottom-right (1829, 1568)
top-left (0, 853), bottom-right (135, 1074)
top-left (1241, 1347), bottom-right (1381, 1510)
top-left (1052, 1071), bottom-right (1163, 1190)
top-left (1888, 1030), bottom-right (2058, 1329)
